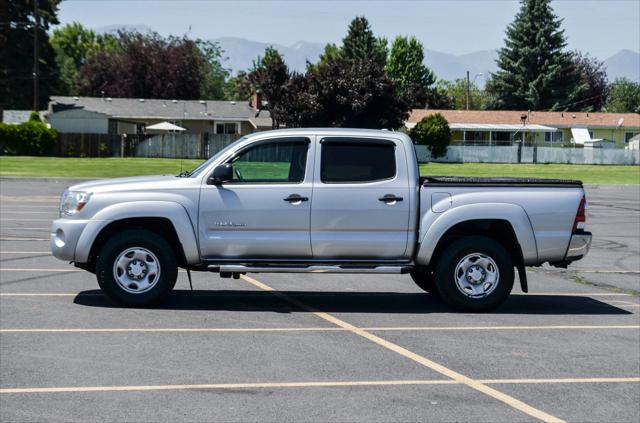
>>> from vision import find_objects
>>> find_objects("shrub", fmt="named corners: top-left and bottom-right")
top-left (0, 120), bottom-right (58, 156)
top-left (410, 113), bottom-right (451, 158)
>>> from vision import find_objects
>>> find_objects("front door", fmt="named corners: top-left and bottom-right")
top-left (198, 137), bottom-right (313, 259)
top-left (310, 137), bottom-right (411, 260)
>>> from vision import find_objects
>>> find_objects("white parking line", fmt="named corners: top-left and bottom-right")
top-left (240, 275), bottom-right (565, 423)
top-left (1, 377), bottom-right (638, 395)
top-left (1, 325), bottom-right (638, 334)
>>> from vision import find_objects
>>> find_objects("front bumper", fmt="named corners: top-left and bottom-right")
top-left (50, 218), bottom-right (90, 262)
top-left (565, 231), bottom-right (592, 261)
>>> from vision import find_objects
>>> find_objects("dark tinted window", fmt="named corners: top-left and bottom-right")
top-left (228, 138), bottom-right (309, 183)
top-left (321, 139), bottom-right (396, 183)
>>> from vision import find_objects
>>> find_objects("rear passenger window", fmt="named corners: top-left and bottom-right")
top-left (320, 138), bottom-right (396, 183)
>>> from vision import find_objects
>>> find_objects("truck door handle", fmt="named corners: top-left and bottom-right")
top-left (283, 194), bottom-right (309, 203)
top-left (378, 194), bottom-right (403, 203)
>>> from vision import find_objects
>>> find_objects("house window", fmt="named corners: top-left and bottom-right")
top-left (216, 122), bottom-right (238, 134)
top-left (135, 123), bottom-right (145, 134)
top-left (625, 132), bottom-right (638, 144)
top-left (544, 132), bottom-right (564, 143)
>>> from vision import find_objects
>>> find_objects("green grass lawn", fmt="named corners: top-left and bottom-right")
top-left (0, 156), bottom-right (638, 184)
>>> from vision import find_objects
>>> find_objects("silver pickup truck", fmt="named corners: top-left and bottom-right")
top-left (51, 128), bottom-right (591, 311)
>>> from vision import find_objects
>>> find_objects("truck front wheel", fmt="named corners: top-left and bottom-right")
top-left (96, 229), bottom-right (178, 307)
top-left (434, 236), bottom-right (513, 312)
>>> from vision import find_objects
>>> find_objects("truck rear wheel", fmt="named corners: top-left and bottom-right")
top-left (96, 229), bottom-right (178, 307)
top-left (434, 236), bottom-right (513, 312)
top-left (410, 269), bottom-right (439, 295)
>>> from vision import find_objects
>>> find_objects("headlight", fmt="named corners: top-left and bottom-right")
top-left (60, 190), bottom-right (91, 216)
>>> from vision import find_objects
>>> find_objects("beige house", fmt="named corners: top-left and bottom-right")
top-left (47, 95), bottom-right (272, 137)
top-left (406, 110), bottom-right (640, 148)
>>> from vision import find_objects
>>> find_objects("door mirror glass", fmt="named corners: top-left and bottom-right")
top-left (208, 163), bottom-right (233, 185)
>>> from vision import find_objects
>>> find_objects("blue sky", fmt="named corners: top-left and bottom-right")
top-left (57, 0), bottom-right (640, 58)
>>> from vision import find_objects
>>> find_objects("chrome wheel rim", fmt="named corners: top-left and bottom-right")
top-left (454, 253), bottom-right (499, 298)
top-left (113, 247), bottom-right (161, 294)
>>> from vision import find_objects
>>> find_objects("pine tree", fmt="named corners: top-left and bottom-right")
top-left (341, 16), bottom-right (387, 65)
top-left (486, 0), bottom-right (583, 111)
top-left (386, 36), bottom-right (436, 108)
top-left (1, 0), bottom-right (61, 110)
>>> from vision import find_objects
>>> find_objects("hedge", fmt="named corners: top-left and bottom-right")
top-left (0, 121), bottom-right (58, 156)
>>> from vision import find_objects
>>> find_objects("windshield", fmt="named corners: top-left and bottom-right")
top-left (186, 136), bottom-right (248, 178)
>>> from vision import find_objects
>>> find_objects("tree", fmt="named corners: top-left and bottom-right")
top-left (410, 113), bottom-right (451, 158)
top-left (280, 57), bottom-right (409, 129)
top-left (1, 0), bottom-right (61, 110)
top-left (341, 16), bottom-right (387, 65)
top-left (224, 70), bottom-right (252, 101)
top-left (486, 0), bottom-right (583, 111)
top-left (50, 22), bottom-right (115, 95)
top-left (386, 36), bottom-right (436, 108)
top-left (438, 79), bottom-right (488, 110)
top-left (248, 47), bottom-right (290, 128)
top-left (77, 31), bottom-right (207, 100)
top-left (605, 78), bottom-right (640, 113)
top-left (196, 39), bottom-right (229, 100)
top-left (570, 51), bottom-right (609, 111)
top-left (307, 43), bottom-right (341, 74)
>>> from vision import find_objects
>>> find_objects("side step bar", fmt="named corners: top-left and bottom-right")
top-left (208, 265), bottom-right (412, 274)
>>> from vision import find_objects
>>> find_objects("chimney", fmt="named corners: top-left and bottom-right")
top-left (251, 91), bottom-right (263, 110)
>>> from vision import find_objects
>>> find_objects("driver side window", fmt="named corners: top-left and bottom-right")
top-left (228, 138), bottom-right (310, 183)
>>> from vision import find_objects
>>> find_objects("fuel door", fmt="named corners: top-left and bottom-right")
top-left (431, 192), bottom-right (452, 213)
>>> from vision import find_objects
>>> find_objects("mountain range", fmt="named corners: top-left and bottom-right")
top-left (94, 26), bottom-right (640, 85)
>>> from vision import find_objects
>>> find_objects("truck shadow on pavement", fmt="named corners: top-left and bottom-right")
top-left (73, 290), bottom-right (632, 315)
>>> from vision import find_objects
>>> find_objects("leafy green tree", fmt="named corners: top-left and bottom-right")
top-left (410, 113), bottom-right (451, 158)
top-left (307, 43), bottom-right (341, 74)
top-left (438, 79), bottom-right (488, 110)
top-left (248, 47), bottom-right (290, 128)
top-left (570, 51), bottom-right (609, 111)
top-left (196, 39), bottom-right (229, 100)
top-left (605, 78), bottom-right (640, 113)
top-left (385, 36), bottom-right (436, 108)
top-left (50, 22), bottom-right (115, 95)
top-left (341, 16), bottom-right (387, 65)
top-left (486, 0), bottom-right (583, 111)
top-left (224, 70), bottom-right (252, 101)
top-left (1, 0), bottom-right (61, 110)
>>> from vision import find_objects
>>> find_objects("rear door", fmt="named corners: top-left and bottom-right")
top-left (310, 137), bottom-right (411, 260)
top-left (198, 136), bottom-right (314, 259)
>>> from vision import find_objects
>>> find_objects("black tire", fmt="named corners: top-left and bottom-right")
top-left (434, 236), bottom-right (514, 312)
top-left (96, 229), bottom-right (178, 307)
top-left (410, 269), bottom-right (439, 295)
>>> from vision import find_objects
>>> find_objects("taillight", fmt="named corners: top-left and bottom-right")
top-left (573, 196), bottom-right (587, 231)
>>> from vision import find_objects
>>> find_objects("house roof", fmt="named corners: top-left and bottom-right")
top-left (48, 96), bottom-right (272, 127)
top-left (407, 109), bottom-right (640, 129)
top-left (2, 110), bottom-right (47, 124)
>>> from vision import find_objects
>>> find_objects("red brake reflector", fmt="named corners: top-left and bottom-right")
top-left (573, 196), bottom-right (586, 231)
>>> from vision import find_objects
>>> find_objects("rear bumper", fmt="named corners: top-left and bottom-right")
top-left (565, 231), bottom-right (592, 261)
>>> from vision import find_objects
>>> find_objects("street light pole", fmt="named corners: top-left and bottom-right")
top-left (33, 0), bottom-right (39, 111)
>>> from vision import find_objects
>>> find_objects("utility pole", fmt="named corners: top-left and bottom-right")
top-left (33, 0), bottom-right (39, 111)
top-left (465, 70), bottom-right (470, 110)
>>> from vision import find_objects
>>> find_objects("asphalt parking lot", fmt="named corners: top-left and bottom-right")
top-left (1, 178), bottom-right (639, 423)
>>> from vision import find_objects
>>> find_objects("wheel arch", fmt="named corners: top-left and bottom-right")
top-left (75, 201), bottom-right (200, 269)
top-left (416, 203), bottom-right (538, 267)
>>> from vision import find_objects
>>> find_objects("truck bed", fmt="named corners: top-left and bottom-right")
top-left (421, 176), bottom-right (583, 187)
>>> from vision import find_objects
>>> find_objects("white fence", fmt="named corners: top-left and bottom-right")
top-left (415, 145), bottom-right (640, 165)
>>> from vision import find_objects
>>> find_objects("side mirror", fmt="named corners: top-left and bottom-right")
top-left (208, 163), bottom-right (233, 185)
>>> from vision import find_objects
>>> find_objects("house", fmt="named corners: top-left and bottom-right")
top-left (46, 95), bottom-right (272, 137)
top-left (406, 110), bottom-right (640, 148)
